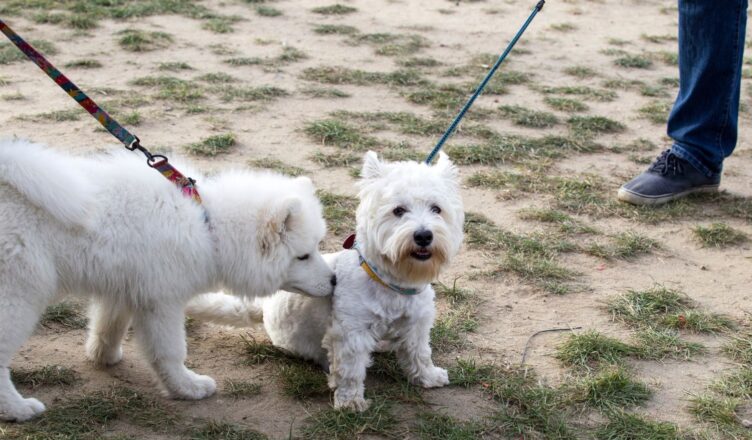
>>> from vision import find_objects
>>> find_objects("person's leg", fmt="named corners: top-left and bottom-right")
top-left (618, 0), bottom-right (748, 205)
top-left (668, 0), bottom-right (748, 176)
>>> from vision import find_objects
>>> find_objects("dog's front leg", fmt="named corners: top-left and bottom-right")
top-left (132, 302), bottom-right (216, 400)
top-left (396, 316), bottom-right (449, 388)
top-left (323, 321), bottom-right (376, 412)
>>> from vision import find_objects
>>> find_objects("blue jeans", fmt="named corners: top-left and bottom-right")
top-left (668, 0), bottom-right (748, 178)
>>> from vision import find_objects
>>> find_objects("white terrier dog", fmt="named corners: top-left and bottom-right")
top-left (188, 151), bottom-right (464, 411)
top-left (0, 139), bottom-right (335, 422)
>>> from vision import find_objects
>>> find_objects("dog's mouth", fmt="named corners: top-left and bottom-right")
top-left (410, 248), bottom-right (432, 261)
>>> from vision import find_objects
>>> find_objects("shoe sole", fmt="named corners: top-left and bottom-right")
top-left (617, 184), bottom-right (719, 206)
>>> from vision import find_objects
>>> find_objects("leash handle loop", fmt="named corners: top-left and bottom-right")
top-left (425, 0), bottom-right (545, 164)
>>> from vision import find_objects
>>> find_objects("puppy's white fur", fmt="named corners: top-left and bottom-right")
top-left (0, 139), bottom-right (334, 422)
top-left (188, 151), bottom-right (464, 411)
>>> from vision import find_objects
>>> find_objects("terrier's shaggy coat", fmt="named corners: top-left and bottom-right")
top-left (188, 151), bottom-right (464, 411)
top-left (0, 139), bottom-right (335, 421)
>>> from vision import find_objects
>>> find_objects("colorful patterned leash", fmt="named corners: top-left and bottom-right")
top-left (0, 18), bottom-right (202, 204)
top-left (424, 0), bottom-right (545, 164)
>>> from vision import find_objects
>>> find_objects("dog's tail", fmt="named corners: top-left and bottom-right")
top-left (186, 292), bottom-right (264, 328)
top-left (0, 139), bottom-right (95, 228)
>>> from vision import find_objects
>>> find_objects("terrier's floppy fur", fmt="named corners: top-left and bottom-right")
top-left (188, 151), bottom-right (464, 411)
top-left (0, 139), bottom-right (335, 422)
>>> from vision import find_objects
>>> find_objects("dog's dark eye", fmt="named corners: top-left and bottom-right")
top-left (431, 205), bottom-right (442, 214)
top-left (297, 254), bottom-right (310, 261)
top-left (393, 207), bottom-right (407, 218)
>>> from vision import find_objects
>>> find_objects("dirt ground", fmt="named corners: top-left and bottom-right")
top-left (1, 0), bottom-right (752, 438)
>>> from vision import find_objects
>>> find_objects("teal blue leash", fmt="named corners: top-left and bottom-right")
top-left (425, 0), bottom-right (546, 164)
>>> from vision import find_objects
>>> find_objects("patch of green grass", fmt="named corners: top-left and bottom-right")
top-left (641, 34), bottom-right (678, 44)
top-left (117, 29), bottom-right (173, 52)
top-left (64, 59), bottom-right (102, 69)
top-left (196, 72), bottom-right (238, 84)
top-left (40, 301), bottom-right (86, 329)
top-left (202, 16), bottom-right (239, 33)
top-left (300, 399), bottom-right (396, 440)
top-left (550, 23), bottom-right (577, 32)
top-left (278, 363), bottom-right (329, 399)
top-left (158, 61), bottom-right (193, 71)
top-left (12, 365), bottom-right (78, 389)
top-left (568, 115), bottom-right (625, 135)
top-left (331, 110), bottom-right (445, 137)
top-left (607, 286), bottom-right (734, 334)
top-left (539, 85), bottom-right (617, 102)
top-left (488, 371), bottom-right (576, 439)
top-left (570, 367), bottom-right (652, 410)
top-left (304, 118), bottom-right (378, 150)
top-left (723, 333), bottom-right (752, 365)
top-left (416, 412), bottom-right (486, 440)
top-left (187, 420), bottom-right (268, 440)
top-left (711, 367), bottom-right (752, 399)
top-left (398, 56), bottom-right (441, 68)
top-left (215, 85), bottom-right (288, 102)
top-left (248, 157), bottom-right (305, 177)
top-left (185, 133), bottom-right (237, 157)
top-left (595, 410), bottom-right (681, 440)
top-left (556, 331), bottom-right (636, 370)
top-left (585, 232), bottom-right (659, 260)
top-left (317, 190), bottom-right (357, 236)
top-left (431, 289), bottom-right (480, 352)
top-left (499, 105), bottom-right (559, 128)
top-left (311, 4), bottom-right (357, 15)
top-left (656, 51), bottom-right (679, 66)
top-left (240, 337), bottom-right (295, 365)
top-left (404, 83), bottom-right (469, 110)
top-left (223, 57), bottom-right (262, 66)
top-left (21, 386), bottom-right (175, 439)
top-left (275, 46), bottom-right (308, 64)
top-left (518, 208), bottom-right (597, 234)
top-left (464, 211), bottom-right (578, 293)
top-left (130, 75), bottom-right (204, 102)
top-left (373, 35), bottom-right (429, 57)
top-left (638, 100), bottom-right (672, 124)
top-left (1, 91), bottom-right (24, 101)
top-left (313, 24), bottom-right (359, 35)
top-left (197, 72), bottom-right (237, 84)
top-left (692, 223), bottom-right (748, 248)
top-left (302, 87), bottom-right (350, 98)
top-left (310, 150), bottom-right (360, 168)
top-left (688, 394), bottom-right (743, 433)
top-left (256, 5), bottom-right (282, 16)
top-left (495, 254), bottom-right (578, 294)
top-left (447, 134), bottom-right (601, 166)
top-left (543, 96), bottom-right (589, 113)
top-left (21, 108), bottom-right (81, 123)
top-left (614, 54), bottom-right (653, 69)
top-left (563, 65), bottom-right (597, 79)
top-left (223, 379), bottom-right (262, 398)
top-left (302, 66), bottom-right (426, 87)
top-left (634, 328), bottom-right (705, 360)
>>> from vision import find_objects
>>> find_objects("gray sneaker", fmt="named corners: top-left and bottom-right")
top-left (617, 149), bottom-right (720, 206)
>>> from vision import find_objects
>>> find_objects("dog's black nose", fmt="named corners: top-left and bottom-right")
top-left (330, 275), bottom-right (337, 287)
top-left (413, 230), bottom-right (433, 247)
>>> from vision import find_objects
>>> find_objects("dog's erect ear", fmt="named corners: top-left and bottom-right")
top-left (259, 197), bottom-right (302, 253)
top-left (434, 152), bottom-right (458, 181)
top-left (361, 151), bottom-right (384, 180)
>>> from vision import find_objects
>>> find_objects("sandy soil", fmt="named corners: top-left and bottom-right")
top-left (1, 0), bottom-right (751, 438)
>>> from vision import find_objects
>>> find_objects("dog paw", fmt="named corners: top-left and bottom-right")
top-left (414, 367), bottom-right (449, 388)
top-left (86, 340), bottom-right (123, 367)
top-left (0, 397), bottom-right (46, 422)
top-left (167, 371), bottom-right (217, 400)
top-left (334, 396), bottom-right (371, 412)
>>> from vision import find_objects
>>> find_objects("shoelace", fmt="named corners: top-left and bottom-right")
top-left (649, 150), bottom-right (685, 176)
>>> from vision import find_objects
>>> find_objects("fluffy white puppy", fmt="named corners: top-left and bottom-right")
top-left (188, 151), bottom-right (464, 411)
top-left (0, 139), bottom-right (335, 422)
